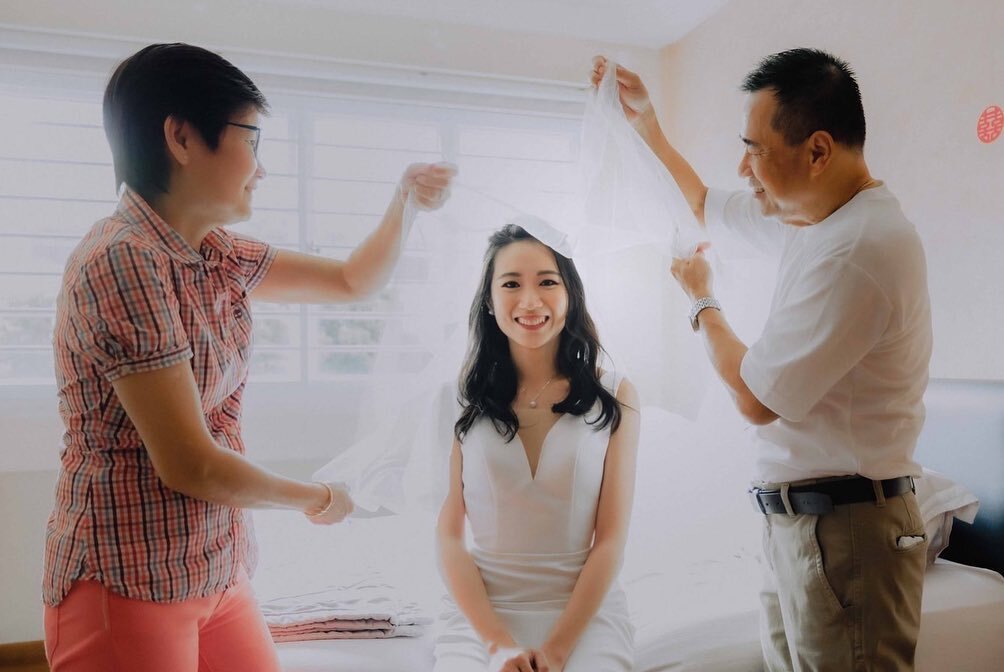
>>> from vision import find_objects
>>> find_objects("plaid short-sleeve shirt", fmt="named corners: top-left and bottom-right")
top-left (43, 186), bottom-right (277, 606)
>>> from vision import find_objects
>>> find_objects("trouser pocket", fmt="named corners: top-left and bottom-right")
top-left (809, 511), bottom-right (853, 615)
top-left (43, 603), bottom-right (60, 663)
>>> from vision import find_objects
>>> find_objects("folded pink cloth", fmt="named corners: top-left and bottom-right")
top-left (261, 577), bottom-right (431, 642)
top-left (270, 622), bottom-right (426, 643)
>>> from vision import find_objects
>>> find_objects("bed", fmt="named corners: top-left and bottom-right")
top-left (256, 378), bottom-right (1004, 671)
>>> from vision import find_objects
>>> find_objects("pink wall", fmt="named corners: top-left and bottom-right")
top-left (658, 0), bottom-right (1004, 379)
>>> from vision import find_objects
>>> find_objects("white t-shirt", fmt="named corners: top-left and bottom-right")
top-left (705, 185), bottom-right (932, 483)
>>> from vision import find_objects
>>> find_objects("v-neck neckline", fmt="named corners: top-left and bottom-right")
top-left (514, 413), bottom-right (566, 481)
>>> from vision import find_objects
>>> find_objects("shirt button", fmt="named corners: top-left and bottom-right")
top-left (234, 308), bottom-right (244, 319)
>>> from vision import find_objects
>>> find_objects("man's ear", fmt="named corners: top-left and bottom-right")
top-left (163, 115), bottom-right (192, 166)
top-left (806, 130), bottom-right (834, 175)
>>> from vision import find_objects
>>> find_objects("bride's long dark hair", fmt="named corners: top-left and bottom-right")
top-left (454, 224), bottom-right (621, 443)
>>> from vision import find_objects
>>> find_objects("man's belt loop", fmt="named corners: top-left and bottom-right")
top-left (872, 479), bottom-right (887, 508)
top-left (779, 483), bottom-right (796, 517)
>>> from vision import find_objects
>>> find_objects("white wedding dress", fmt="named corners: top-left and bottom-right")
top-left (433, 370), bottom-right (634, 672)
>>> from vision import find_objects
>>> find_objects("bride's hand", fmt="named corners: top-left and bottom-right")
top-left (494, 648), bottom-right (535, 672)
top-left (590, 56), bottom-right (654, 126)
top-left (531, 643), bottom-right (566, 671)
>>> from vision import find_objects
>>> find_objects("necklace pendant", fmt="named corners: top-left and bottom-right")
top-left (528, 400), bottom-right (538, 409)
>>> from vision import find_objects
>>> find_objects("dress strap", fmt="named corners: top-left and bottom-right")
top-left (599, 368), bottom-right (625, 397)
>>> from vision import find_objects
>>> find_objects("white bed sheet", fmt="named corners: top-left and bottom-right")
top-left (257, 511), bottom-right (1004, 672)
top-left (277, 632), bottom-right (435, 672)
top-left (272, 560), bottom-right (1004, 672)
top-left (630, 559), bottom-right (1004, 672)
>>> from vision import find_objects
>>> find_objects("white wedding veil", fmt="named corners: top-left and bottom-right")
top-left (312, 64), bottom-right (708, 512)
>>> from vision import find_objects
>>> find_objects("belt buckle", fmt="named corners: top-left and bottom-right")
top-left (748, 487), bottom-right (767, 514)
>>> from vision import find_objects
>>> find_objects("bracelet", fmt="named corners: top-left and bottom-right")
top-left (307, 482), bottom-right (334, 517)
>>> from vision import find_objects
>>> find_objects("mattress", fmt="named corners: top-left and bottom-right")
top-left (630, 559), bottom-right (1004, 672)
top-left (257, 512), bottom-right (1004, 672)
top-left (277, 633), bottom-right (434, 672)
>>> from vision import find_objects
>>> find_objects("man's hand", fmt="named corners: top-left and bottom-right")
top-left (591, 56), bottom-right (653, 127)
top-left (670, 242), bottom-right (713, 300)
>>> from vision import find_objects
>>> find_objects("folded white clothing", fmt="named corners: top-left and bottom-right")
top-left (260, 577), bottom-right (432, 630)
top-left (271, 618), bottom-right (395, 634)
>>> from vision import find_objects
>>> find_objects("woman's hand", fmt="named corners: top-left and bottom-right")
top-left (398, 162), bottom-right (456, 211)
top-left (304, 482), bottom-right (354, 524)
top-left (532, 642), bottom-right (568, 671)
top-left (492, 646), bottom-right (564, 672)
top-left (494, 648), bottom-right (535, 672)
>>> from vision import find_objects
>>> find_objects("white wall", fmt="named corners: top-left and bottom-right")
top-left (0, 0), bottom-right (663, 644)
top-left (0, 0), bottom-right (661, 85)
top-left (657, 0), bottom-right (1004, 380)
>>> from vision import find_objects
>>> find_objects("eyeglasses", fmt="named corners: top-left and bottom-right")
top-left (226, 122), bottom-right (261, 156)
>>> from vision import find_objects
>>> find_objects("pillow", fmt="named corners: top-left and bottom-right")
top-left (913, 468), bottom-right (980, 566)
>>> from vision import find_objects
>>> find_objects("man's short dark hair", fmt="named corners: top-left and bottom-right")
top-left (742, 48), bottom-right (866, 149)
top-left (103, 43), bottom-right (269, 201)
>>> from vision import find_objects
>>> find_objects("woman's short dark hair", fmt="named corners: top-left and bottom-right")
top-left (454, 224), bottom-right (621, 443)
top-left (741, 47), bottom-right (866, 149)
top-left (102, 43), bottom-right (269, 201)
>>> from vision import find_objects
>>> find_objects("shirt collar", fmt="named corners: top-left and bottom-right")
top-left (116, 185), bottom-right (234, 268)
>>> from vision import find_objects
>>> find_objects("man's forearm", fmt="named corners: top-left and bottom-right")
top-left (696, 308), bottom-right (778, 425)
top-left (636, 112), bottom-right (709, 227)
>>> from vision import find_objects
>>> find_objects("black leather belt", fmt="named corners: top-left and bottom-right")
top-left (750, 475), bottom-right (915, 516)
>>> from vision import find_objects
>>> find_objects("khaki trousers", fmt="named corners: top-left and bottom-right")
top-left (759, 490), bottom-right (928, 672)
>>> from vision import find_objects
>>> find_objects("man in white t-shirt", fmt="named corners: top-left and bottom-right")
top-left (593, 49), bottom-right (932, 670)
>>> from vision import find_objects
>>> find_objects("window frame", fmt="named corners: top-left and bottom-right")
top-left (0, 26), bottom-right (586, 470)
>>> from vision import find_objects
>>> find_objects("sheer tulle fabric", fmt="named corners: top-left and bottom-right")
top-left (313, 64), bottom-right (706, 512)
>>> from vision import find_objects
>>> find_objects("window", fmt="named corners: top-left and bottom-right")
top-left (0, 29), bottom-right (586, 469)
top-left (0, 94), bottom-right (115, 384)
top-left (0, 40), bottom-right (583, 388)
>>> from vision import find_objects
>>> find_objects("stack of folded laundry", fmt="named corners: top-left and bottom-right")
top-left (261, 575), bottom-right (432, 642)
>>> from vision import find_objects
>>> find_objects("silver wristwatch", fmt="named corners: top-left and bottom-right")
top-left (688, 296), bottom-right (721, 331)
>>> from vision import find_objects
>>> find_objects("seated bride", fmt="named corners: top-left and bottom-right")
top-left (434, 224), bottom-right (640, 672)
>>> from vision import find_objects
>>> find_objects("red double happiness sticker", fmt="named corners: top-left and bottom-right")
top-left (977, 105), bottom-right (1003, 144)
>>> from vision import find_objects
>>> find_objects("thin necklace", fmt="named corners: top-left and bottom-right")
top-left (522, 376), bottom-right (555, 409)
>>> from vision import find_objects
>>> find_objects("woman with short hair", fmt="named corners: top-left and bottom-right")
top-left (43, 42), bottom-right (454, 671)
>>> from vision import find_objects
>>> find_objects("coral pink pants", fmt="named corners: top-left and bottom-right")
top-left (44, 571), bottom-right (282, 672)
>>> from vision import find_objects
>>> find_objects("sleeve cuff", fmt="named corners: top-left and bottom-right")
top-left (103, 346), bottom-right (194, 382)
top-left (740, 350), bottom-right (808, 423)
top-left (704, 188), bottom-right (733, 242)
top-left (246, 245), bottom-right (278, 293)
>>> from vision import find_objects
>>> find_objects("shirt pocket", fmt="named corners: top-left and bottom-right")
top-left (226, 287), bottom-right (254, 359)
top-left (182, 273), bottom-right (251, 405)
